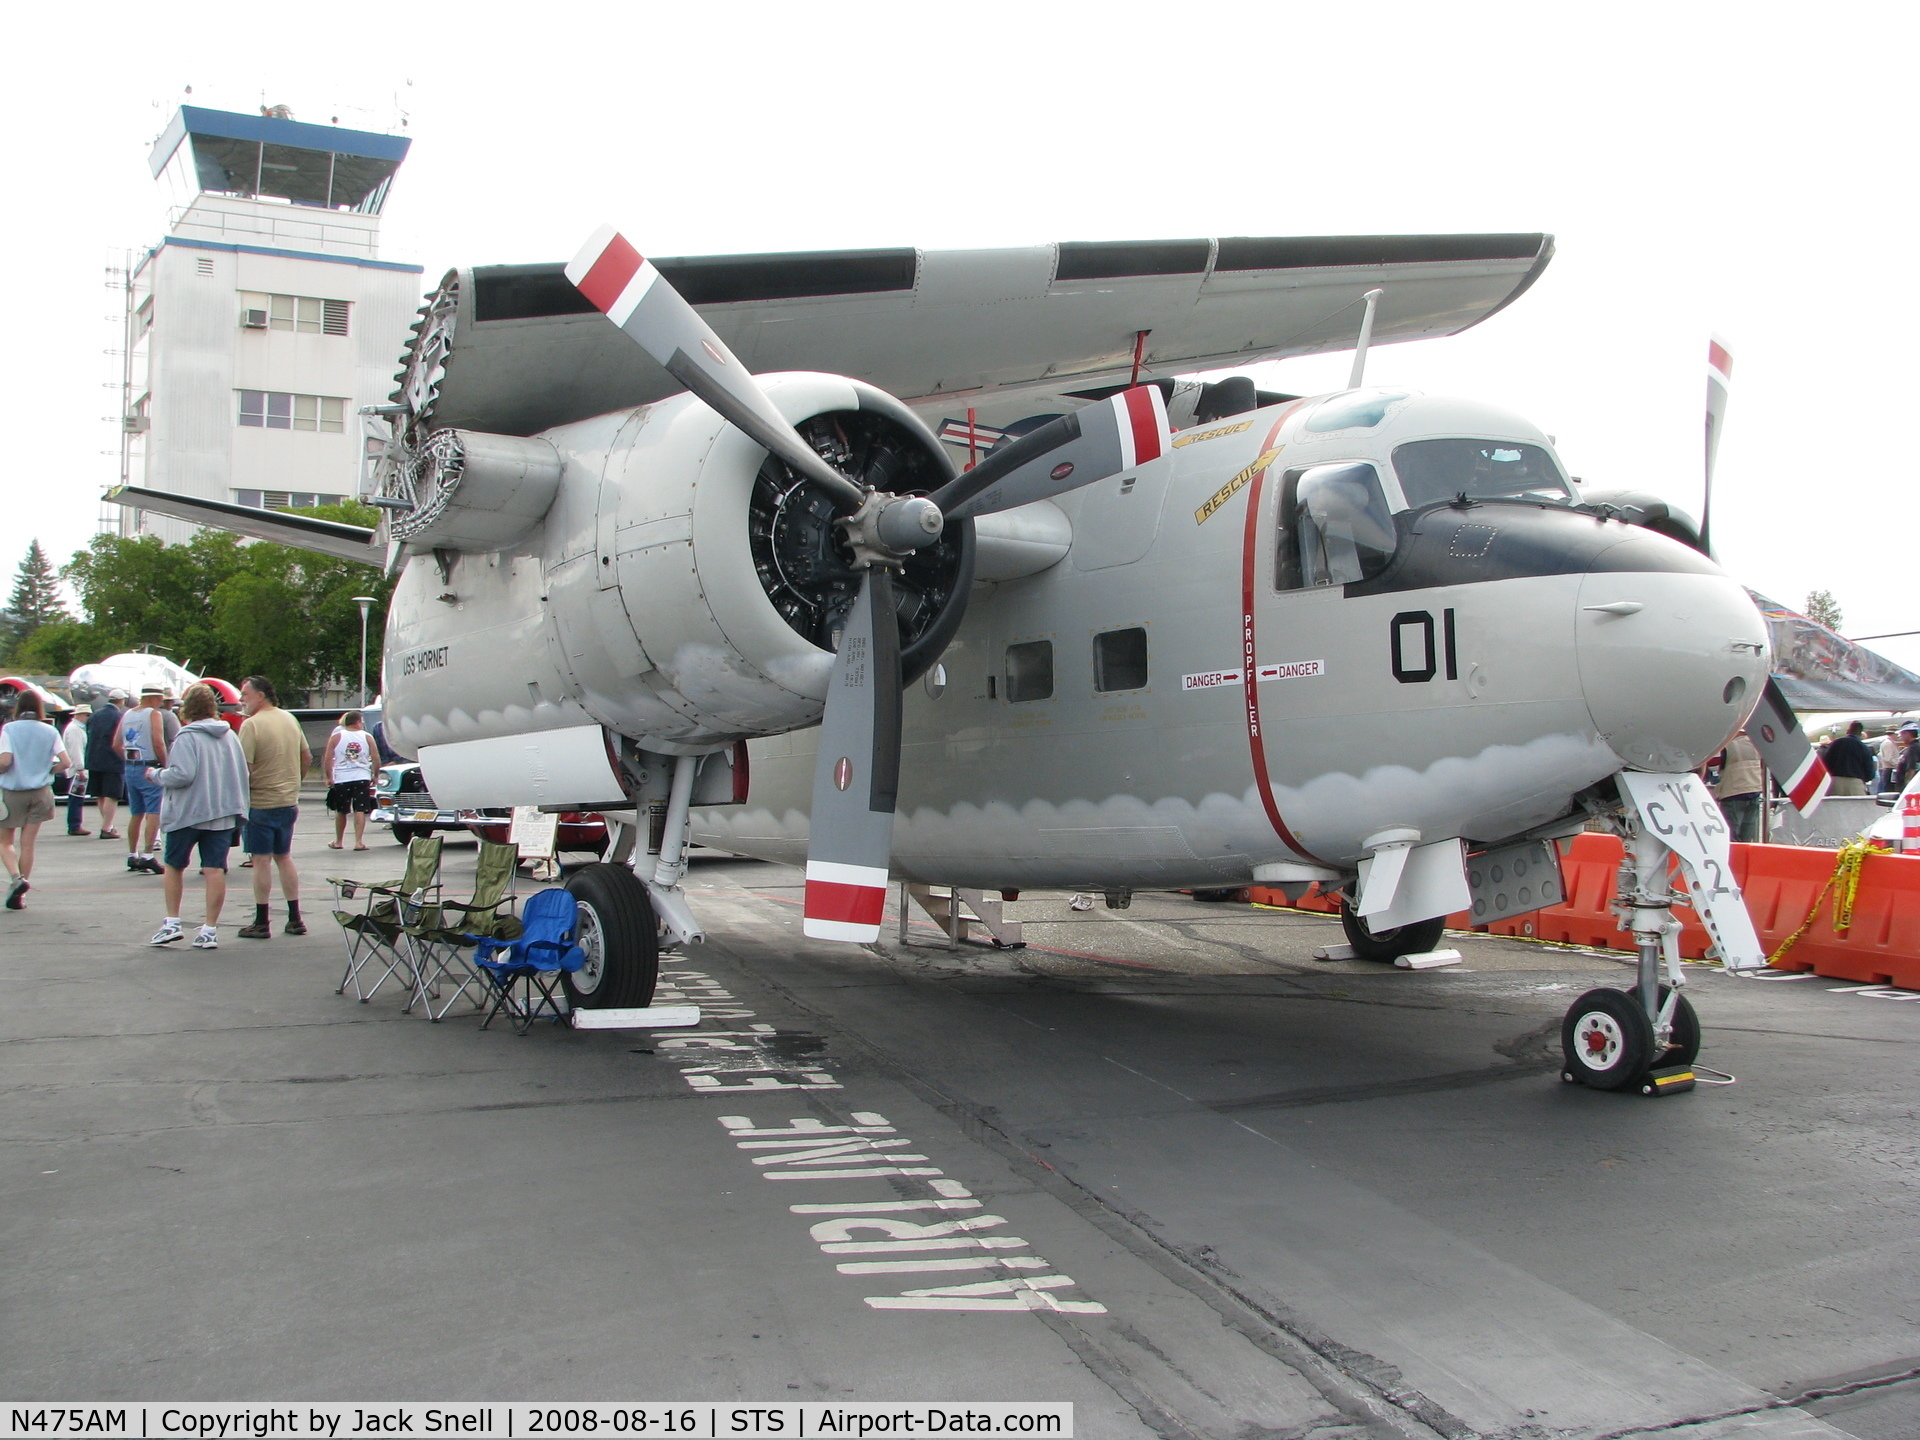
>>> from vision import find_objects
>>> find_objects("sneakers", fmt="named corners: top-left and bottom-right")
top-left (149, 920), bottom-right (184, 946)
top-left (5, 876), bottom-right (26, 910)
top-left (128, 856), bottom-right (162, 875)
top-left (192, 926), bottom-right (219, 950)
top-left (284, 918), bottom-right (307, 936)
top-left (238, 922), bottom-right (271, 940)
top-left (68, 828), bottom-right (91, 837)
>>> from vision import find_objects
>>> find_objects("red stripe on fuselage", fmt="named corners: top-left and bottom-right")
top-left (577, 234), bottom-right (645, 314)
top-left (805, 878), bottom-right (887, 926)
top-left (1238, 405), bottom-right (1326, 863)
top-left (1123, 386), bottom-right (1162, 463)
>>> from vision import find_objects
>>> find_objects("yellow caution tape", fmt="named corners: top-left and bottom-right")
top-left (1768, 837), bottom-right (1873, 965)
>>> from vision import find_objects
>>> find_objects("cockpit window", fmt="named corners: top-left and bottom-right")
top-left (1277, 462), bottom-right (1397, 590)
top-left (1393, 438), bottom-right (1572, 509)
top-left (1305, 390), bottom-right (1409, 432)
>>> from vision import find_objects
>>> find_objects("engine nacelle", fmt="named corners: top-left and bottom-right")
top-left (383, 373), bottom-right (968, 763)
top-left (393, 429), bottom-right (564, 553)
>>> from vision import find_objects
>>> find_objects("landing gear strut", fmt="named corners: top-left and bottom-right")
top-left (1561, 815), bottom-right (1700, 1095)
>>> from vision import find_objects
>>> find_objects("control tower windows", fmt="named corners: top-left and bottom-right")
top-left (238, 390), bottom-right (345, 432)
top-left (241, 292), bottom-right (351, 336)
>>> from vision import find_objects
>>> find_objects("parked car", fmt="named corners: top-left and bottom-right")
top-left (371, 763), bottom-right (469, 843)
top-left (460, 808), bottom-right (609, 857)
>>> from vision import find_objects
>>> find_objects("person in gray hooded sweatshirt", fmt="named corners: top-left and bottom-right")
top-left (144, 683), bottom-right (250, 949)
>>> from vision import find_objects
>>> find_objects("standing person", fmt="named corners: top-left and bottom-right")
top-left (1823, 721), bottom-right (1877, 797)
top-left (1713, 728), bottom-right (1766, 843)
top-left (152, 695), bottom-right (183, 857)
top-left (1877, 725), bottom-right (1907, 794)
top-left (115, 686), bottom-right (170, 874)
top-left (0, 691), bottom-right (70, 910)
top-left (323, 711), bottom-right (377, 851)
top-left (237, 675), bottom-right (310, 939)
top-left (1896, 724), bottom-right (1920, 793)
top-left (145, 684), bottom-right (248, 949)
top-left (61, 704), bottom-right (92, 836)
top-left (85, 690), bottom-right (128, 840)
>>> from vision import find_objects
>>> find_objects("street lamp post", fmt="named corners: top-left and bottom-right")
top-left (352, 596), bottom-right (378, 707)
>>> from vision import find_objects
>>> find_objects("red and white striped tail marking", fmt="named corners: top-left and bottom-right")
top-left (1113, 385), bottom-right (1168, 471)
top-left (565, 226), bottom-right (660, 327)
top-left (803, 860), bottom-right (889, 942)
top-left (1783, 751), bottom-right (1831, 815)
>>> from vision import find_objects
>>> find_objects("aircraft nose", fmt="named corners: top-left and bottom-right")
top-left (1575, 548), bottom-right (1770, 773)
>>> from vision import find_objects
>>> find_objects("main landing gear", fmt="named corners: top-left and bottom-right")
top-left (1560, 819), bottom-right (1702, 1096)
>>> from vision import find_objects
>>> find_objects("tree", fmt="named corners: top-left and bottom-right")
top-left (2, 540), bottom-right (71, 661)
top-left (52, 503), bottom-right (392, 700)
top-left (1805, 589), bottom-right (1843, 632)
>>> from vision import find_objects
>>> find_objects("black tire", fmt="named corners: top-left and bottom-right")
top-left (392, 824), bottom-right (427, 845)
top-left (1561, 988), bottom-right (1656, 1091)
top-left (1191, 887), bottom-right (1246, 903)
top-left (562, 863), bottom-right (659, 1009)
top-left (1339, 904), bottom-right (1447, 962)
top-left (1650, 986), bottom-right (1701, 1069)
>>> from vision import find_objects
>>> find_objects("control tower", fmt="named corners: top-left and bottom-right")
top-left (117, 106), bottom-right (425, 540)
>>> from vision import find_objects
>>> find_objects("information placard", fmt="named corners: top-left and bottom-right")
top-left (506, 806), bottom-right (559, 860)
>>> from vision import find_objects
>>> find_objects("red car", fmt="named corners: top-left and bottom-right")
top-left (459, 809), bottom-right (609, 856)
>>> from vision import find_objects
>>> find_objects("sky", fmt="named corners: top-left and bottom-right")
top-left (6, 1), bottom-right (1916, 667)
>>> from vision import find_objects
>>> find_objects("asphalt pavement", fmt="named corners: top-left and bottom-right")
top-left (4, 802), bottom-right (1917, 1440)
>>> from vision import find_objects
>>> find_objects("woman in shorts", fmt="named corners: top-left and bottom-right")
top-left (323, 711), bottom-right (378, 851)
top-left (146, 684), bottom-right (249, 949)
top-left (0, 691), bottom-right (71, 910)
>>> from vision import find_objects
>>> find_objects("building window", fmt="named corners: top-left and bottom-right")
top-left (242, 291), bottom-right (350, 336)
top-left (238, 390), bottom-right (346, 433)
top-left (233, 489), bottom-right (348, 511)
top-left (1093, 627), bottom-right (1149, 692)
top-left (1005, 640), bottom-right (1054, 703)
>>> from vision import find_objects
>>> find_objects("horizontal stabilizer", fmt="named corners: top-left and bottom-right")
top-left (103, 486), bottom-right (381, 566)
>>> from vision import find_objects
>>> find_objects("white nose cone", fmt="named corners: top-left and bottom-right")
top-left (1576, 548), bottom-right (1769, 772)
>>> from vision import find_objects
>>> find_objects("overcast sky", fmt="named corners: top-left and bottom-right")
top-left (7, 2), bottom-right (1915, 668)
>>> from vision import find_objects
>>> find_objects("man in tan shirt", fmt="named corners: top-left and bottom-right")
top-left (237, 675), bottom-right (311, 938)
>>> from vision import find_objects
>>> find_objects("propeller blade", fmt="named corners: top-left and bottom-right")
top-left (1747, 678), bottom-right (1830, 816)
top-left (802, 568), bottom-right (903, 942)
top-left (1702, 335), bottom-right (1731, 554)
top-left (567, 227), bottom-right (865, 511)
top-left (929, 386), bottom-right (1170, 521)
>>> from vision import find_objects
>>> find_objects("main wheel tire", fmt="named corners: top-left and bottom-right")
top-left (1339, 904), bottom-right (1448, 962)
top-left (392, 823), bottom-right (427, 844)
top-left (1650, 986), bottom-right (1701, 1069)
top-left (562, 863), bottom-right (660, 1009)
top-left (1561, 988), bottom-right (1656, 1090)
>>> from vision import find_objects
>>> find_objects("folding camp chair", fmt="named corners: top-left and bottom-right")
top-left (330, 836), bottom-right (443, 1003)
top-left (404, 839), bottom-right (522, 1021)
top-left (475, 887), bottom-right (586, 1034)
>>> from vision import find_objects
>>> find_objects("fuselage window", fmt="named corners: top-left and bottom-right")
top-left (1005, 640), bottom-right (1054, 702)
top-left (1393, 438), bottom-right (1572, 509)
top-left (1276, 462), bottom-right (1397, 590)
top-left (1093, 627), bottom-right (1148, 692)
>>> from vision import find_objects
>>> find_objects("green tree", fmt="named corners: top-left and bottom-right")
top-left (1805, 589), bottom-right (1843, 632)
top-left (55, 504), bottom-right (391, 700)
top-left (2, 540), bottom-right (71, 661)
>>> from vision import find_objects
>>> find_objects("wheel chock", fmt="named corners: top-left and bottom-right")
top-left (1311, 943), bottom-right (1356, 961)
top-left (571, 1005), bottom-right (702, 1030)
top-left (1395, 949), bottom-right (1463, 969)
top-left (1639, 1065), bottom-right (1697, 1097)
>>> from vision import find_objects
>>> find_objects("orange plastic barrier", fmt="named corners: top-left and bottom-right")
top-left (1479, 832), bottom-right (1920, 989)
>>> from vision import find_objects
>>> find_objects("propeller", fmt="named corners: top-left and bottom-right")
top-left (567, 227), bottom-right (1171, 940)
top-left (1694, 333), bottom-right (1827, 818)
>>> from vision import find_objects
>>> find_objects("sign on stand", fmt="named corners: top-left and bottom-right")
top-left (509, 806), bottom-right (561, 879)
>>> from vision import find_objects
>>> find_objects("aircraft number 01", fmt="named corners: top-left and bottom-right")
top-left (1390, 609), bottom-right (1458, 684)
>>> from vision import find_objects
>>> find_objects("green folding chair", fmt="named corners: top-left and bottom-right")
top-left (404, 839), bottom-right (524, 1021)
top-left (330, 836), bottom-right (443, 1003)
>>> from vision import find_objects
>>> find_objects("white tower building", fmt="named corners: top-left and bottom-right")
top-left (118, 106), bottom-right (425, 540)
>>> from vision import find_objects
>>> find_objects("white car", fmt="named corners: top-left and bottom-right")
top-left (370, 762), bottom-right (467, 844)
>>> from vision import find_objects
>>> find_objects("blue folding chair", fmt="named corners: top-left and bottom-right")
top-left (474, 887), bottom-right (585, 1034)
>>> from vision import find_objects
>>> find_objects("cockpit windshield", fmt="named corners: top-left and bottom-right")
top-left (1278, 462), bottom-right (1397, 590)
top-left (1392, 439), bottom-right (1572, 509)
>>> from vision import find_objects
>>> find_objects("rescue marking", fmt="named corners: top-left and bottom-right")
top-left (718, 1111), bottom-right (1106, 1313)
top-left (1194, 446), bottom-right (1283, 524)
top-left (1172, 419), bottom-right (1254, 449)
top-left (1183, 659), bottom-right (1325, 691)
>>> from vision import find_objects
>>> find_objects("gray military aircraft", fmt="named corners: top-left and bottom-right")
top-left (114, 228), bottom-right (1829, 1095)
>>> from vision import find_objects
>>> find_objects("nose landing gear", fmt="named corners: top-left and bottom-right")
top-left (1560, 811), bottom-right (1706, 1095)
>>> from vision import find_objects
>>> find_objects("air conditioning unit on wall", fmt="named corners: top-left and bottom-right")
top-left (243, 309), bottom-right (268, 329)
